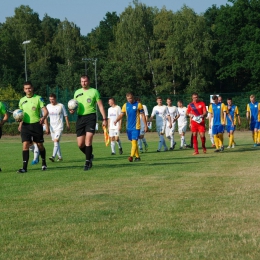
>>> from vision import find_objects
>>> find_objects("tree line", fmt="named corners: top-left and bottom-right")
top-left (0, 0), bottom-right (259, 99)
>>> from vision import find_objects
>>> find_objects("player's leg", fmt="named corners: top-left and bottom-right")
top-left (199, 129), bottom-right (206, 153)
top-left (192, 132), bottom-right (199, 154)
top-left (138, 135), bottom-right (144, 153)
top-left (190, 122), bottom-right (199, 154)
top-left (157, 126), bottom-right (163, 151)
top-left (132, 130), bottom-right (140, 161)
top-left (227, 126), bottom-right (233, 148)
top-left (142, 134), bottom-right (148, 151)
top-left (110, 135), bottom-right (116, 155)
top-left (115, 134), bottom-right (123, 155)
top-left (30, 142), bottom-right (39, 165)
top-left (17, 140), bottom-right (31, 173)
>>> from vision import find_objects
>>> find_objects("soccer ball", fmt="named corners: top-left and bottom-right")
top-left (13, 109), bottom-right (24, 121)
top-left (68, 99), bottom-right (78, 110)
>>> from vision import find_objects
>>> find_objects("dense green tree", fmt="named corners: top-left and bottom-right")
top-left (110, 0), bottom-right (157, 95)
top-left (213, 0), bottom-right (260, 92)
top-left (167, 6), bottom-right (214, 93)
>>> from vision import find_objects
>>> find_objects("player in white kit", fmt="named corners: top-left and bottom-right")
top-left (136, 98), bottom-right (148, 153)
top-left (47, 93), bottom-right (70, 162)
top-left (149, 97), bottom-right (172, 152)
top-left (177, 100), bottom-right (188, 149)
top-left (107, 98), bottom-right (123, 155)
top-left (166, 97), bottom-right (179, 150)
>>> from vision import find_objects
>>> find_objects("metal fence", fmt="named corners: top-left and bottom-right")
top-left (2, 86), bottom-right (258, 123)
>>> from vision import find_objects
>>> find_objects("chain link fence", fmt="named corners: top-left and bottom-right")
top-left (2, 85), bottom-right (258, 123)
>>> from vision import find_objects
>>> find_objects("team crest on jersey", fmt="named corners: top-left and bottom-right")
top-left (255, 105), bottom-right (257, 107)
top-left (32, 106), bottom-right (36, 111)
top-left (198, 105), bottom-right (201, 108)
top-left (217, 106), bottom-right (220, 109)
top-left (87, 98), bottom-right (91, 103)
top-left (133, 106), bottom-right (136, 109)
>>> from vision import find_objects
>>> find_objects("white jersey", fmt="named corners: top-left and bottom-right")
top-left (140, 104), bottom-right (148, 129)
top-left (177, 107), bottom-right (188, 125)
top-left (47, 103), bottom-right (68, 132)
top-left (151, 105), bottom-right (169, 126)
top-left (108, 105), bottom-right (121, 130)
top-left (167, 106), bottom-right (179, 126)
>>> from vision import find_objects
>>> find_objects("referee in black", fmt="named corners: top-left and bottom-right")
top-left (17, 81), bottom-right (49, 173)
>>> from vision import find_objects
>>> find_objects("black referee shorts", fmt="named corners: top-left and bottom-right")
top-left (21, 122), bottom-right (44, 143)
top-left (76, 113), bottom-right (96, 137)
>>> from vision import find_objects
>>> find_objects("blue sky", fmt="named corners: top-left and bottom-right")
top-left (1, 0), bottom-right (229, 36)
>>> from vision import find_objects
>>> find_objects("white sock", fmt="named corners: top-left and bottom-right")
top-left (56, 142), bottom-right (62, 158)
top-left (181, 136), bottom-right (185, 147)
top-left (33, 144), bottom-right (39, 161)
top-left (158, 135), bottom-right (164, 150)
top-left (111, 141), bottom-right (116, 153)
top-left (53, 142), bottom-right (59, 158)
top-left (138, 139), bottom-right (142, 149)
top-left (210, 135), bottom-right (214, 145)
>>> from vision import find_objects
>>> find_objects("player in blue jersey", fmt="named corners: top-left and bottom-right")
top-left (114, 93), bottom-right (147, 162)
top-left (246, 95), bottom-right (260, 147)
top-left (208, 95), bottom-right (233, 152)
top-left (226, 97), bottom-right (241, 148)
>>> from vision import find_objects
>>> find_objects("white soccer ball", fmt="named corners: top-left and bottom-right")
top-left (13, 109), bottom-right (24, 121)
top-left (68, 99), bottom-right (78, 110)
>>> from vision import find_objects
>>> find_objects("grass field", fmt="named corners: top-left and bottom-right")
top-left (1, 131), bottom-right (260, 259)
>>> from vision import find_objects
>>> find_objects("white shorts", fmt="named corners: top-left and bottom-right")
top-left (178, 123), bottom-right (187, 135)
top-left (165, 123), bottom-right (176, 137)
top-left (51, 130), bottom-right (62, 141)
top-left (156, 124), bottom-right (166, 136)
top-left (109, 129), bottom-right (120, 137)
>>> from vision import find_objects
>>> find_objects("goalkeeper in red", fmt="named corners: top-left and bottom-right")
top-left (114, 93), bottom-right (147, 162)
top-left (186, 93), bottom-right (207, 155)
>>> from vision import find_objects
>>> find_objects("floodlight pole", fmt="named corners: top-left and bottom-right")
top-left (82, 58), bottom-right (98, 90)
top-left (82, 58), bottom-right (98, 121)
top-left (22, 40), bottom-right (31, 81)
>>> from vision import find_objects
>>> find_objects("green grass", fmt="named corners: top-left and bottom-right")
top-left (1, 131), bottom-right (260, 259)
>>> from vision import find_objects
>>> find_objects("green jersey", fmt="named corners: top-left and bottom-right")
top-left (0, 102), bottom-right (6, 120)
top-left (74, 88), bottom-right (100, 115)
top-left (19, 94), bottom-right (45, 123)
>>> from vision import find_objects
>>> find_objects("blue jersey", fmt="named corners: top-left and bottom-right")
top-left (227, 105), bottom-right (239, 126)
top-left (121, 101), bottom-right (144, 130)
top-left (247, 102), bottom-right (260, 122)
top-left (208, 102), bottom-right (226, 125)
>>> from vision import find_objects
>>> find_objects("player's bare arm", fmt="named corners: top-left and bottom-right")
top-left (65, 116), bottom-right (70, 131)
top-left (227, 113), bottom-right (234, 127)
top-left (44, 118), bottom-right (50, 135)
top-left (140, 113), bottom-right (148, 132)
top-left (0, 112), bottom-right (8, 127)
top-left (40, 107), bottom-right (48, 125)
top-left (237, 114), bottom-right (241, 126)
top-left (114, 112), bottom-right (125, 125)
top-left (167, 115), bottom-right (172, 129)
top-left (208, 113), bottom-right (212, 129)
top-left (97, 100), bottom-right (107, 126)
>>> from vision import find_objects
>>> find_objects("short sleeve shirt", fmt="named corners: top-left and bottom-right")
top-left (74, 88), bottom-right (100, 115)
top-left (0, 102), bottom-right (6, 119)
top-left (19, 95), bottom-right (45, 123)
top-left (121, 101), bottom-right (143, 130)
